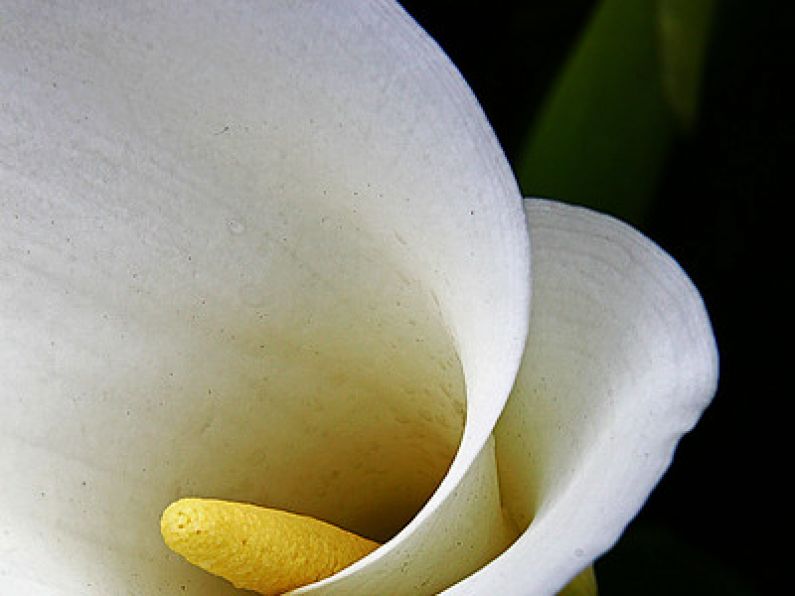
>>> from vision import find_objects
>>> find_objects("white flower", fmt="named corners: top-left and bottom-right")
top-left (0, 1), bottom-right (717, 594)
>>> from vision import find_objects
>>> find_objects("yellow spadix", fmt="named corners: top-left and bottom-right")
top-left (160, 498), bottom-right (379, 595)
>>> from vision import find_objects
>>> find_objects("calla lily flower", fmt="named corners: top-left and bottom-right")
top-left (1, 1), bottom-right (717, 594)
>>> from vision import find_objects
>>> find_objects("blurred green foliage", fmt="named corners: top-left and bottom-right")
top-left (658, 0), bottom-right (715, 130)
top-left (517, 0), bottom-right (714, 227)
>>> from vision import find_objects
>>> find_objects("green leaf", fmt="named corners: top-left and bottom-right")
top-left (516, 0), bottom-right (713, 227)
top-left (658, 0), bottom-right (716, 130)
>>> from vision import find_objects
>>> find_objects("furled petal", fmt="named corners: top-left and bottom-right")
top-left (446, 199), bottom-right (718, 594)
top-left (0, 1), bottom-right (530, 593)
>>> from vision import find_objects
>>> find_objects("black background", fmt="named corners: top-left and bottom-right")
top-left (401, 1), bottom-right (786, 594)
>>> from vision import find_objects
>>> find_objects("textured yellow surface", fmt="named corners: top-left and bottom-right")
top-left (160, 498), bottom-right (379, 595)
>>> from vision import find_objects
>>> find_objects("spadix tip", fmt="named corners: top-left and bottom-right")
top-left (160, 497), bottom-right (379, 595)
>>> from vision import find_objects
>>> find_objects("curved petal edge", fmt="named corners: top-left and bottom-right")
top-left (446, 198), bottom-right (718, 594)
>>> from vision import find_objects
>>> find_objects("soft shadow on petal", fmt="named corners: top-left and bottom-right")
top-left (0, 2), bottom-right (529, 593)
top-left (446, 199), bottom-right (718, 594)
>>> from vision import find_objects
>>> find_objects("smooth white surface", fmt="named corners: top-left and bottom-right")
top-left (1, 1), bottom-right (529, 593)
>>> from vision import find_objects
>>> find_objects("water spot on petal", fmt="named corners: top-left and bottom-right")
top-left (227, 219), bottom-right (246, 235)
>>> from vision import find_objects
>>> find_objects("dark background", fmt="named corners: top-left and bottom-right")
top-left (401, 1), bottom-right (786, 594)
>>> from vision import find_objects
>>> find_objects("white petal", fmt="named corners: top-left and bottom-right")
top-left (0, 1), bottom-right (529, 593)
top-left (446, 199), bottom-right (718, 594)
